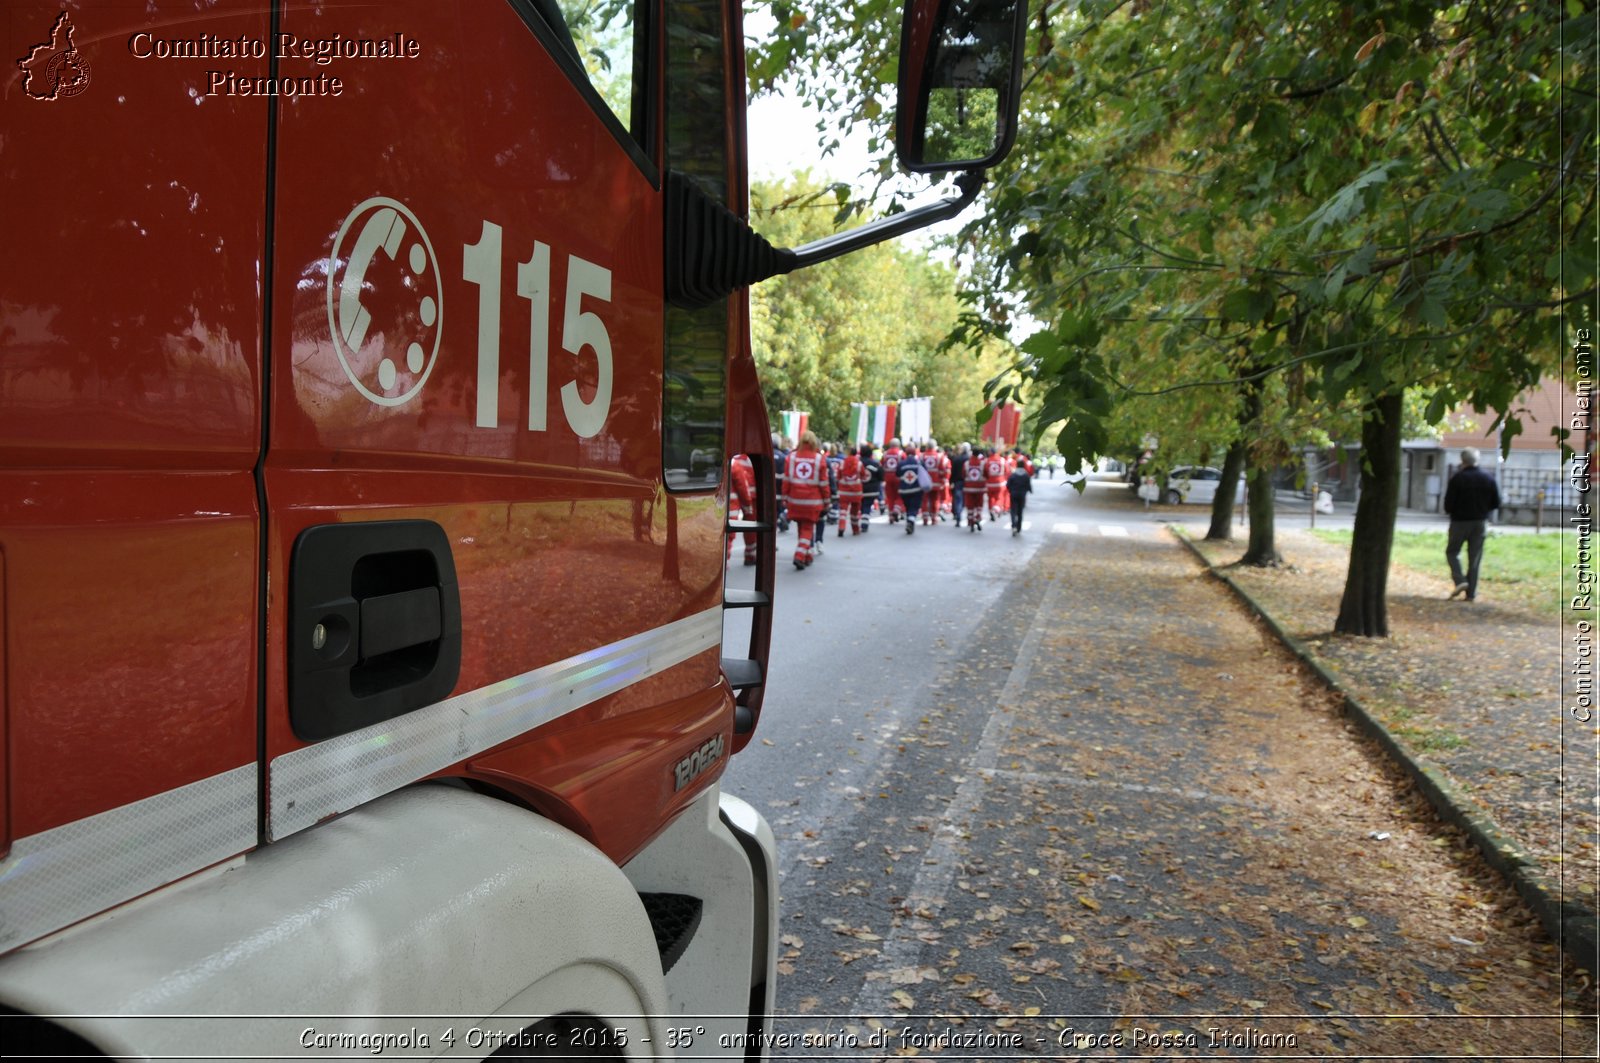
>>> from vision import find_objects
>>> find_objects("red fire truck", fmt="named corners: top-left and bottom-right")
top-left (0, 0), bottom-right (1023, 1056)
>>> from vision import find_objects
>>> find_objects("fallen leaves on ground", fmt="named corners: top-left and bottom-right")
top-left (769, 524), bottom-right (1595, 1059)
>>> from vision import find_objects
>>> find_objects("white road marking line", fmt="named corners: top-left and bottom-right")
top-left (979, 767), bottom-right (1272, 811)
top-left (852, 564), bottom-right (1066, 1016)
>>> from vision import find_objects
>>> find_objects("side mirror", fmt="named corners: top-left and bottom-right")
top-left (897, 0), bottom-right (1028, 174)
top-left (676, 0), bottom-right (1028, 297)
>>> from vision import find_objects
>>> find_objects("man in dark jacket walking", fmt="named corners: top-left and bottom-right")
top-left (1443, 447), bottom-right (1501, 601)
top-left (1005, 460), bottom-right (1033, 536)
top-left (949, 444), bottom-right (969, 525)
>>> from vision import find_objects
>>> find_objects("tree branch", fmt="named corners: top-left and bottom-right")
top-left (1420, 118), bottom-right (1457, 173)
top-left (1277, 71), bottom-right (1353, 100)
top-left (1367, 131), bottom-right (1588, 273)
top-left (1430, 114), bottom-right (1466, 170)
top-left (1115, 226), bottom-right (1316, 279)
top-left (1488, 284), bottom-right (1600, 311)
top-left (1062, 262), bottom-right (1219, 289)
top-left (1103, 315), bottom-right (1493, 399)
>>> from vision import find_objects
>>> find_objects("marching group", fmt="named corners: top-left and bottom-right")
top-left (729, 432), bottom-right (1051, 571)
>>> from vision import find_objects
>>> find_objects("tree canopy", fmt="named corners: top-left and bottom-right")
top-left (750, 174), bottom-right (1010, 443)
top-left (749, 0), bottom-right (1593, 633)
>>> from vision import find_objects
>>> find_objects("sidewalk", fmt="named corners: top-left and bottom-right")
top-left (806, 521), bottom-right (1594, 1057)
top-left (1181, 527), bottom-right (1598, 974)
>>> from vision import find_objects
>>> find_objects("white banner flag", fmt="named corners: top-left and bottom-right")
top-left (899, 397), bottom-right (931, 444)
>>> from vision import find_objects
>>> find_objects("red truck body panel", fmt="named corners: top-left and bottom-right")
top-left (265, 0), bottom-right (730, 862)
top-left (1, 5), bottom-right (270, 858)
top-left (1, 0), bottom-right (747, 948)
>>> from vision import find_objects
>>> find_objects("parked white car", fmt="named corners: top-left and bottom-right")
top-left (1164, 465), bottom-right (1223, 505)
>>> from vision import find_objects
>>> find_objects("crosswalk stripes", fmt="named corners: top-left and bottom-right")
top-left (1050, 521), bottom-right (1140, 538)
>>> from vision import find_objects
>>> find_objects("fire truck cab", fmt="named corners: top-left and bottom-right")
top-left (0, 0), bottom-right (1024, 1056)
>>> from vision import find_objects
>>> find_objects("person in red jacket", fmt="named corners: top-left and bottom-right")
top-left (983, 448), bottom-right (1007, 522)
top-left (963, 447), bottom-right (989, 531)
top-left (936, 444), bottom-right (953, 520)
top-left (727, 453), bottom-right (758, 565)
top-left (880, 438), bottom-right (906, 524)
top-left (837, 445), bottom-right (867, 536)
top-left (783, 431), bottom-right (830, 569)
top-left (919, 441), bottom-right (951, 525)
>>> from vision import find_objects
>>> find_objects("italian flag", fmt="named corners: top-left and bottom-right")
top-left (850, 402), bottom-right (897, 446)
top-left (778, 410), bottom-right (809, 444)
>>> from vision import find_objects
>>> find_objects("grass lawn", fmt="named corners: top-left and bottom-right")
top-left (1310, 528), bottom-right (1573, 616)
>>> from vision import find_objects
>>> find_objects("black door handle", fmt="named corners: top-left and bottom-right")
top-left (289, 520), bottom-right (462, 742)
top-left (360, 587), bottom-right (443, 659)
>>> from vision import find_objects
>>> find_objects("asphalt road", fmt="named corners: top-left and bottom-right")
top-left (721, 479), bottom-right (1150, 1011)
top-left (714, 477), bottom-right (1590, 1058)
top-left (723, 477), bottom-right (1104, 834)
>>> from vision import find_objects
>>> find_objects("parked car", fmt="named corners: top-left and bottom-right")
top-left (1165, 465), bottom-right (1223, 504)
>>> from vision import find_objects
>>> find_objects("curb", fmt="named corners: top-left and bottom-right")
top-left (1172, 529), bottom-right (1599, 973)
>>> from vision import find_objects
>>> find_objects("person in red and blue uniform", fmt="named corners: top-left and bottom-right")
top-left (880, 439), bottom-right (906, 524)
top-left (782, 431), bottom-right (831, 568)
top-left (920, 442), bottom-right (950, 525)
top-left (825, 443), bottom-right (845, 527)
top-left (983, 449), bottom-right (1007, 523)
top-left (727, 453), bottom-right (758, 565)
top-left (896, 451), bottom-right (931, 535)
top-left (837, 446), bottom-right (867, 536)
top-left (963, 447), bottom-right (988, 531)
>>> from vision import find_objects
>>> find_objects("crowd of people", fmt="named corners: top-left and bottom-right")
top-left (729, 432), bottom-right (1054, 571)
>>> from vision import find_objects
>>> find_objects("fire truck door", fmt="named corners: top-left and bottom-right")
top-left (0, 4), bottom-right (268, 950)
top-left (264, 2), bottom-right (729, 854)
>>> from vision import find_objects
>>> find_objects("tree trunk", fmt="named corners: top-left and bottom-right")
top-left (1239, 464), bottom-right (1280, 565)
top-left (1335, 391), bottom-right (1404, 637)
top-left (1206, 438), bottom-right (1247, 540)
top-left (1211, 349), bottom-right (1265, 542)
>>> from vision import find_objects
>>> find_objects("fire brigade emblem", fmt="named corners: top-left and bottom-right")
top-left (17, 12), bottom-right (92, 101)
top-left (326, 197), bottom-right (443, 406)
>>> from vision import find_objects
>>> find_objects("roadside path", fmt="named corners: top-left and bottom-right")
top-left (1187, 527), bottom-right (1598, 977)
top-left (771, 521), bottom-right (1594, 1058)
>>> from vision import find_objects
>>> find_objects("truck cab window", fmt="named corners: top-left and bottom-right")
top-left (521, 0), bottom-right (649, 152)
top-left (553, 0), bottom-right (645, 140)
top-left (662, 0), bottom-right (732, 492)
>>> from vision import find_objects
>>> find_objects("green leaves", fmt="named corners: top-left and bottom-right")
top-left (1302, 164), bottom-right (1393, 246)
top-left (1059, 311), bottom-right (1102, 348)
top-left (1323, 244), bottom-right (1376, 304)
top-left (750, 173), bottom-right (1017, 442)
top-left (1423, 388), bottom-right (1452, 429)
top-left (755, 0), bottom-right (1592, 486)
top-left (1221, 287), bottom-right (1274, 324)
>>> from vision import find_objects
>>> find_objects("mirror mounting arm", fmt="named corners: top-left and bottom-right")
top-left (663, 170), bottom-right (986, 309)
top-left (775, 170), bottom-right (984, 277)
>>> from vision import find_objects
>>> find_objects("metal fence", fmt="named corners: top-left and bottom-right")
top-left (1469, 464), bottom-right (1589, 509)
